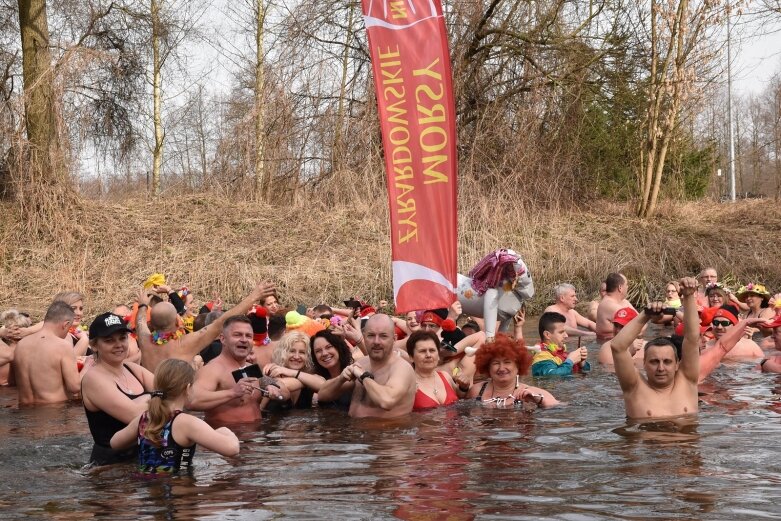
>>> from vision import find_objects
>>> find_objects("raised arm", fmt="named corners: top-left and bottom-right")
top-left (0, 338), bottom-right (13, 367)
top-left (135, 292), bottom-right (154, 351)
top-left (678, 277), bottom-right (700, 384)
top-left (610, 310), bottom-right (648, 393)
top-left (177, 281), bottom-right (276, 359)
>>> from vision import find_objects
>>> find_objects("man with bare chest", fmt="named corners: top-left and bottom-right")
top-left (189, 316), bottom-right (287, 425)
top-left (318, 314), bottom-right (415, 418)
top-left (610, 277), bottom-right (700, 419)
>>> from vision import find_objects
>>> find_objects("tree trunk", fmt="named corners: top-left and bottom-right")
top-left (254, 0), bottom-right (266, 201)
top-left (18, 0), bottom-right (58, 179)
top-left (332, 2), bottom-right (354, 173)
top-left (151, 0), bottom-right (163, 196)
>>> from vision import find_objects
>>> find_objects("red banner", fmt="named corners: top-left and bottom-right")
top-left (362, 0), bottom-right (458, 313)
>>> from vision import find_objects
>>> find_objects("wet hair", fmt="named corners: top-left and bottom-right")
top-left (605, 273), bottom-right (625, 293)
top-left (554, 283), bottom-right (576, 299)
top-left (144, 359), bottom-right (195, 447)
top-left (644, 337), bottom-right (680, 361)
top-left (538, 311), bottom-right (566, 340)
top-left (267, 315), bottom-right (286, 340)
top-left (193, 313), bottom-right (208, 332)
top-left (0, 309), bottom-right (31, 328)
top-left (310, 329), bottom-right (353, 378)
top-left (405, 330), bottom-right (442, 358)
top-left (273, 331), bottom-right (314, 372)
top-left (474, 334), bottom-right (533, 377)
top-left (52, 291), bottom-right (84, 307)
top-left (205, 310), bottom-right (224, 327)
top-left (44, 301), bottom-right (76, 323)
top-left (311, 304), bottom-right (332, 317)
top-left (222, 314), bottom-right (251, 332)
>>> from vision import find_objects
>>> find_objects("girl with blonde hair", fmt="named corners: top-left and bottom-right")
top-left (111, 359), bottom-right (239, 474)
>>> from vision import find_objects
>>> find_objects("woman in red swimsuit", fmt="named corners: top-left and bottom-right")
top-left (406, 330), bottom-right (464, 411)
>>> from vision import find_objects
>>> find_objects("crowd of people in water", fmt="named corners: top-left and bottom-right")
top-left (1, 267), bottom-right (780, 475)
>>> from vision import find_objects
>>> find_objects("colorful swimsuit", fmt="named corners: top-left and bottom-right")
top-left (137, 411), bottom-right (195, 474)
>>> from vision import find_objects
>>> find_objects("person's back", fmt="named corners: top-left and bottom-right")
top-left (597, 273), bottom-right (632, 340)
top-left (14, 302), bottom-right (80, 405)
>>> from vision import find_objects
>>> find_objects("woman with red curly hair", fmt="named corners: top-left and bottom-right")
top-left (466, 334), bottom-right (558, 408)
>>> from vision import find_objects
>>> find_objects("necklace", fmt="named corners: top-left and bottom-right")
top-left (416, 372), bottom-right (440, 396)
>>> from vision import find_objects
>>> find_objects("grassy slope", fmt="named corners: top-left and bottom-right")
top-left (1, 194), bottom-right (780, 320)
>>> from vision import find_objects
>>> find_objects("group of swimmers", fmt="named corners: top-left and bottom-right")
top-left (0, 267), bottom-right (780, 475)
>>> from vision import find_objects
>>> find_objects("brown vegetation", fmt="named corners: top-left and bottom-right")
top-left (1, 189), bottom-right (779, 321)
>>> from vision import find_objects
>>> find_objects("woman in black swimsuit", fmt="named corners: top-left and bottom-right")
top-left (465, 334), bottom-right (558, 408)
top-left (81, 312), bottom-right (155, 465)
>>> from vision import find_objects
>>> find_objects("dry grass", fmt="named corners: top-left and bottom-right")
top-left (1, 187), bottom-right (780, 320)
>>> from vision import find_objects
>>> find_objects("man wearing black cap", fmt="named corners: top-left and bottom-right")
top-left (14, 301), bottom-right (81, 405)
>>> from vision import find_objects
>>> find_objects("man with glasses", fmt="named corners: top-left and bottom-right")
top-left (702, 306), bottom-right (763, 360)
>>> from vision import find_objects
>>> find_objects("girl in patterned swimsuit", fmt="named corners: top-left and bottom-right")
top-left (111, 359), bottom-right (241, 474)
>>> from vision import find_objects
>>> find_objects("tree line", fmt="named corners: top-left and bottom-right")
top-left (1, 0), bottom-right (779, 221)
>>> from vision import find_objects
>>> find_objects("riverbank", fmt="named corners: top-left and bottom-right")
top-left (1, 194), bottom-right (779, 319)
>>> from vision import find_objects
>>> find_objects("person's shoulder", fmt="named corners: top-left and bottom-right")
top-left (543, 304), bottom-right (558, 313)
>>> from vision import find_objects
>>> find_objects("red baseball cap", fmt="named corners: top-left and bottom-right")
top-left (613, 307), bottom-right (638, 327)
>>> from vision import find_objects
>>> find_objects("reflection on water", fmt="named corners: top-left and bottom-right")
top-left (3, 335), bottom-right (781, 520)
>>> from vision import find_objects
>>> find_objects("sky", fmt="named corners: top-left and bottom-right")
top-left (732, 14), bottom-right (781, 95)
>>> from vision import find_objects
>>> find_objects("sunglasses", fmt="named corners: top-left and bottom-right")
top-left (711, 319), bottom-right (732, 328)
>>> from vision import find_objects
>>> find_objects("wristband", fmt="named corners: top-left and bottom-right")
top-left (761, 359), bottom-right (768, 368)
top-left (137, 304), bottom-right (148, 309)
top-left (359, 371), bottom-right (375, 383)
top-left (295, 370), bottom-right (301, 379)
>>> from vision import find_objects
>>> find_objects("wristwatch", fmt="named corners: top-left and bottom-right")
top-left (359, 371), bottom-right (375, 383)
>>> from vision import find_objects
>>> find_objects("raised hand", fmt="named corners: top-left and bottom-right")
top-left (679, 277), bottom-right (698, 297)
